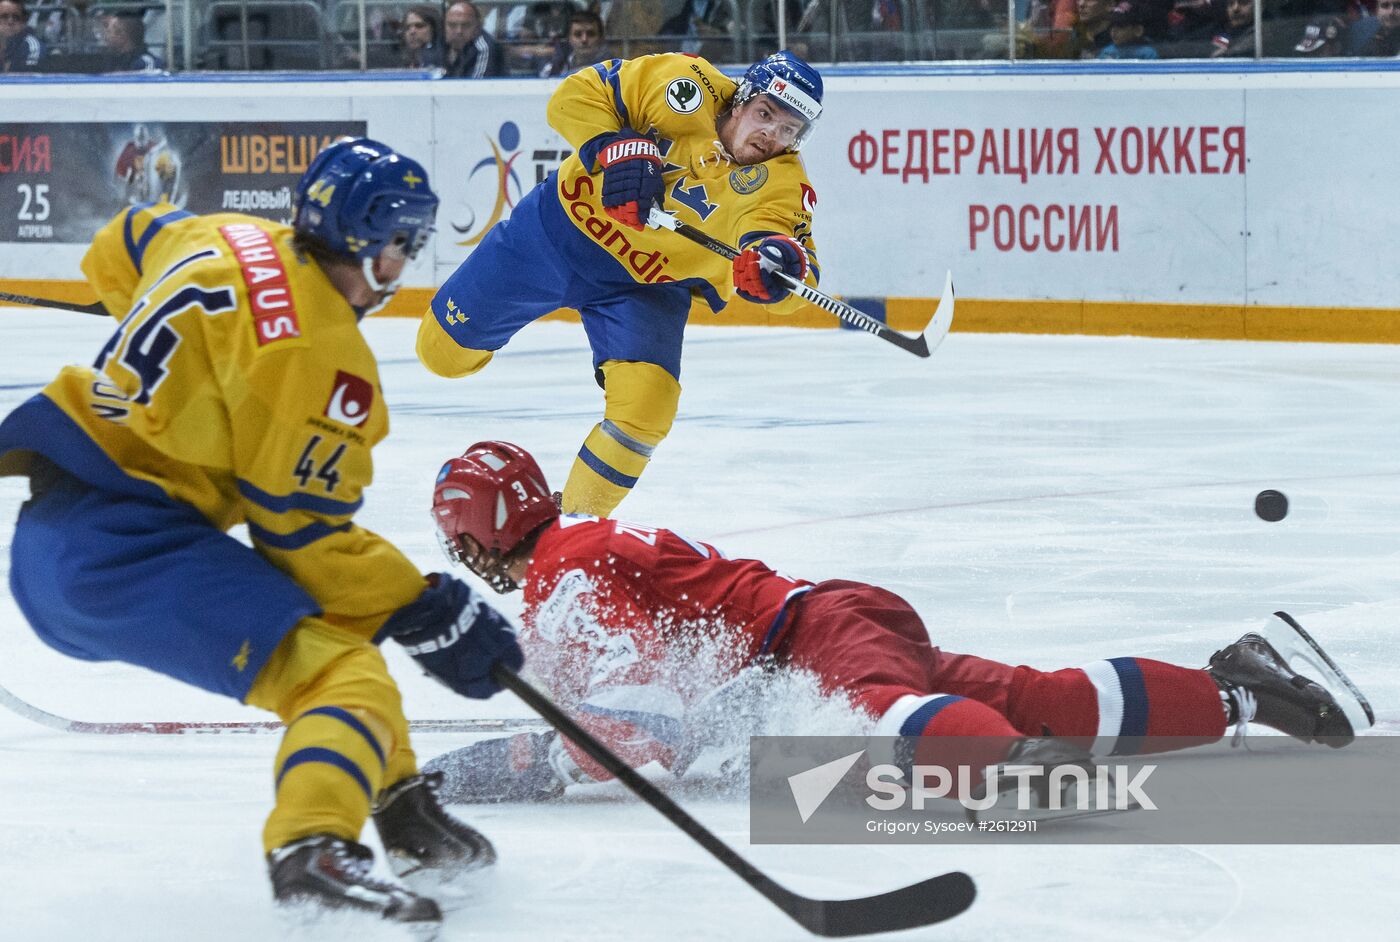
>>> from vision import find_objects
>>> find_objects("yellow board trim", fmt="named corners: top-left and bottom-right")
top-left (9, 280), bottom-right (1400, 344)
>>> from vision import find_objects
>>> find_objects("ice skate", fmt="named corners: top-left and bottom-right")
top-left (1209, 611), bottom-right (1374, 748)
top-left (967, 738), bottom-right (1136, 824)
top-left (373, 771), bottom-right (497, 903)
top-left (268, 834), bottom-right (441, 930)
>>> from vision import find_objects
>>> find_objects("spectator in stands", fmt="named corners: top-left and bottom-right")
top-left (1360, 0), bottom-right (1400, 53)
top-left (31, 0), bottom-right (97, 57)
top-left (400, 4), bottom-right (445, 68)
top-left (1, 0), bottom-right (44, 72)
top-left (540, 8), bottom-right (608, 76)
top-left (1209, 0), bottom-right (1255, 56)
top-left (1165, 0), bottom-right (1225, 54)
top-left (747, 0), bottom-right (808, 58)
top-left (662, 0), bottom-right (739, 60)
top-left (1098, 0), bottom-right (1161, 55)
top-left (1074, 0), bottom-right (1115, 55)
top-left (99, 11), bottom-right (160, 71)
top-left (1021, 0), bottom-right (1080, 57)
top-left (444, 0), bottom-right (506, 76)
top-left (500, 1), bottom-right (571, 74)
top-left (1293, 13), bottom-right (1348, 55)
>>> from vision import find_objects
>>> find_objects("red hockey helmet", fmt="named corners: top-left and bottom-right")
top-left (432, 441), bottom-right (559, 592)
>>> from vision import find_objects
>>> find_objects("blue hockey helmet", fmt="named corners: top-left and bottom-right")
top-left (293, 137), bottom-right (439, 263)
top-left (732, 50), bottom-right (824, 150)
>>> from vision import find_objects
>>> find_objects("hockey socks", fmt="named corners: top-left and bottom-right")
top-left (1004, 657), bottom-right (1227, 754)
top-left (871, 692), bottom-right (1022, 792)
top-left (874, 692), bottom-right (1021, 739)
top-left (264, 705), bottom-right (388, 852)
top-left (561, 360), bottom-right (679, 517)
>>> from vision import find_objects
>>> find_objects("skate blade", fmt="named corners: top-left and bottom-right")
top-left (275, 900), bottom-right (441, 941)
top-left (972, 778), bottom-right (1145, 826)
top-left (970, 799), bottom-right (1142, 827)
top-left (1266, 612), bottom-right (1375, 736)
top-left (394, 861), bottom-right (497, 913)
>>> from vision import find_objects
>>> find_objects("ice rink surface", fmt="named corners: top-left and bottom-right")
top-left (1, 309), bottom-right (1396, 940)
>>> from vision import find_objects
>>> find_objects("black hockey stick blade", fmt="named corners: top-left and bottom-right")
top-left (792, 870), bottom-right (977, 937)
top-left (0, 289), bottom-right (109, 317)
top-left (494, 665), bottom-right (976, 936)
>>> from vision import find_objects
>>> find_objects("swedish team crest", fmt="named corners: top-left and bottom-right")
top-left (729, 165), bottom-right (768, 195)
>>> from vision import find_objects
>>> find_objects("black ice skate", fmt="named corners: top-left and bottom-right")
top-left (1208, 611), bottom-right (1374, 748)
top-left (963, 738), bottom-right (1142, 825)
top-left (268, 834), bottom-right (441, 928)
top-left (373, 771), bottom-right (497, 902)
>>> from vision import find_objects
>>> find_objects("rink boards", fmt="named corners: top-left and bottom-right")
top-left (1, 63), bottom-right (1397, 340)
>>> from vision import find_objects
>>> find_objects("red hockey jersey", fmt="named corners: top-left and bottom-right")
top-left (519, 514), bottom-right (812, 779)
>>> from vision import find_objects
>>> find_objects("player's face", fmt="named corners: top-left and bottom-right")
top-left (1379, 0), bottom-right (1400, 29)
top-left (0, 2), bottom-right (24, 39)
top-left (1226, 0), bottom-right (1252, 28)
top-left (721, 95), bottom-right (806, 165)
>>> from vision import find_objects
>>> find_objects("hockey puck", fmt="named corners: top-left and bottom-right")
top-left (1254, 489), bottom-right (1289, 522)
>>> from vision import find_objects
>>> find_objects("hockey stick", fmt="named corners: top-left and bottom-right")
top-left (647, 208), bottom-right (953, 360)
top-left (0, 290), bottom-right (109, 317)
top-left (0, 680), bottom-right (545, 735)
top-left (493, 664), bottom-right (976, 937)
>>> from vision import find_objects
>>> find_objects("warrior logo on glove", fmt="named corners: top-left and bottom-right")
top-left (596, 130), bottom-right (665, 231)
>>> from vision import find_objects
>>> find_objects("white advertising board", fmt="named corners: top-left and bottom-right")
top-left (1, 71), bottom-right (1395, 310)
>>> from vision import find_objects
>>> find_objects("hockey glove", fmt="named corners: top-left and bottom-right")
top-left (594, 129), bottom-right (665, 231)
top-left (733, 234), bottom-right (808, 304)
top-left (379, 574), bottom-right (524, 699)
top-left (420, 732), bottom-right (567, 803)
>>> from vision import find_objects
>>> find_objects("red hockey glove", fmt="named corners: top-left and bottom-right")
top-left (733, 235), bottom-right (808, 304)
top-left (596, 130), bottom-right (664, 231)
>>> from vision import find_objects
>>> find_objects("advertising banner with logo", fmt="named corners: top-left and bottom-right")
top-left (1, 73), bottom-right (1396, 322)
top-left (813, 82), bottom-right (1250, 304)
top-left (0, 121), bottom-right (365, 245)
top-left (803, 75), bottom-right (1397, 310)
top-left (428, 91), bottom-right (568, 286)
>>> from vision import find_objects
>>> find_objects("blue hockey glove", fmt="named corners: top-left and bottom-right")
top-left (379, 574), bottom-right (524, 699)
top-left (733, 234), bottom-right (808, 304)
top-left (593, 129), bottom-right (664, 232)
top-left (421, 732), bottom-right (566, 803)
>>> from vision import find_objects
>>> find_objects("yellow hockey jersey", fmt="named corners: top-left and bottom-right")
top-left (548, 53), bottom-right (820, 315)
top-left (24, 204), bottom-right (425, 634)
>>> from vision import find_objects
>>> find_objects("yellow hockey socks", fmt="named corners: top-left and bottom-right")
top-left (248, 619), bottom-right (416, 853)
top-left (265, 705), bottom-right (388, 851)
top-left (561, 360), bottom-right (680, 517)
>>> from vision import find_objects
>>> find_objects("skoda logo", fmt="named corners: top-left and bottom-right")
top-left (665, 78), bottom-right (703, 114)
